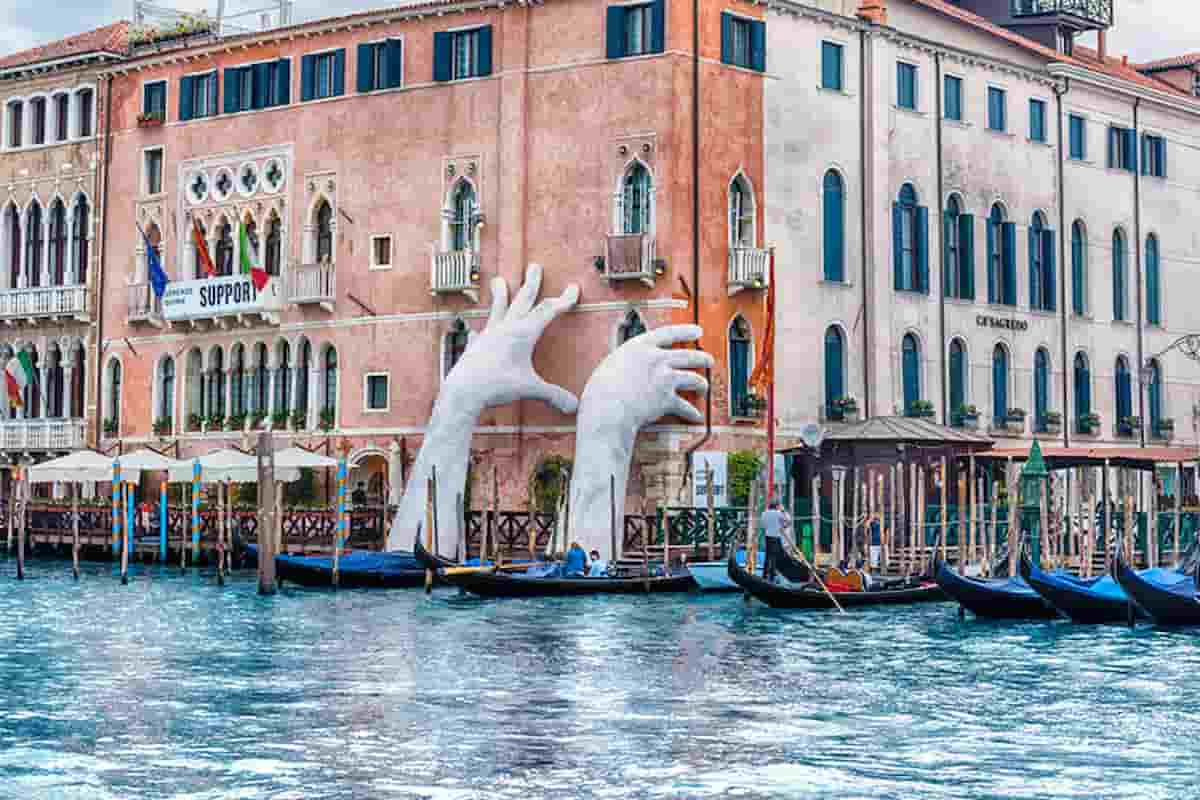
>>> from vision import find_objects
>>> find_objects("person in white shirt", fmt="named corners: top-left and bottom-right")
top-left (587, 549), bottom-right (607, 577)
top-left (759, 501), bottom-right (792, 582)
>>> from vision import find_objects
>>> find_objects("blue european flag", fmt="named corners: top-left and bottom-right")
top-left (141, 225), bottom-right (168, 298)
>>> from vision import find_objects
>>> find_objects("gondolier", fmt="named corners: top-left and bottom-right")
top-left (760, 501), bottom-right (791, 582)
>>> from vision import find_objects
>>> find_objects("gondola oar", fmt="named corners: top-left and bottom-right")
top-left (789, 542), bottom-right (844, 614)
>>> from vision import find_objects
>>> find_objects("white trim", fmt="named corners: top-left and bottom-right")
top-left (363, 371), bottom-right (390, 412)
top-left (819, 38), bottom-right (848, 93)
top-left (895, 58), bottom-right (920, 112)
top-left (141, 145), bottom-right (166, 198)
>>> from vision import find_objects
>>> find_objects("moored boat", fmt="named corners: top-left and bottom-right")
top-left (1113, 556), bottom-right (1200, 626)
top-left (1019, 555), bottom-right (1153, 624)
top-left (687, 549), bottom-right (764, 592)
top-left (246, 543), bottom-right (444, 589)
top-left (727, 551), bottom-right (947, 610)
top-left (934, 559), bottom-right (1059, 620)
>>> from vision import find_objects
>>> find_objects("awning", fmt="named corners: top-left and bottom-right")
top-left (27, 450), bottom-right (138, 484)
top-left (273, 446), bottom-right (338, 470)
top-left (977, 444), bottom-right (1200, 470)
top-left (119, 448), bottom-right (187, 474)
top-left (168, 448), bottom-right (301, 484)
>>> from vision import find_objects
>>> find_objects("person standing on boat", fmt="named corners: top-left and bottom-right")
top-left (565, 542), bottom-right (588, 577)
top-left (760, 501), bottom-right (792, 582)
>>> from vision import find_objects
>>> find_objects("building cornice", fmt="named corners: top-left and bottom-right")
top-left (1049, 63), bottom-right (1200, 118)
top-left (0, 52), bottom-right (124, 82)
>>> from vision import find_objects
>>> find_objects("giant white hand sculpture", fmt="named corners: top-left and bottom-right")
top-left (567, 325), bottom-right (714, 558)
top-left (387, 264), bottom-right (579, 554)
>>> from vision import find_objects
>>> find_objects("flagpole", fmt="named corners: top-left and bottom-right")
top-left (766, 246), bottom-right (776, 504)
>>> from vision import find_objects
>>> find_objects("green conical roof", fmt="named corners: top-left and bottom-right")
top-left (1021, 440), bottom-right (1048, 479)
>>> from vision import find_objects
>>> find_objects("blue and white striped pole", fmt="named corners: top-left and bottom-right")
top-left (159, 480), bottom-right (168, 562)
top-left (190, 459), bottom-right (201, 567)
top-left (110, 458), bottom-right (120, 557)
top-left (125, 481), bottom-right (134, 557)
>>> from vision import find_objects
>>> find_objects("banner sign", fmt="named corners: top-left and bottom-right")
top-left (162, 274), bottom-right (281, 321)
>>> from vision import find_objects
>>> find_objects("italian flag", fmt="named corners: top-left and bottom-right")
top-left (239, 221), bottom-right (270, 292)
top-left (4, 352), bottom-right (34, 409)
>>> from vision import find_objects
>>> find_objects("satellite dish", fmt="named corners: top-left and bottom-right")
top-left (800, 422), bottom-right (825, 451)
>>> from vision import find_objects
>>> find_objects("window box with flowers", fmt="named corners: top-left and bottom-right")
top-left (1155, 418), bottom-right (1175, 439)
top-left (187, 413), bottom-right (203, 432)
top-left (1077, 412), bottom-right (1101, 435)
top-left (1117, 415), bottom-right (1141, 438)
top-left (1040, 410), bottom-right (1062, 434)
top-left (736, 393), bottom-right (766, 419)
top-left (153, 417), bottom-right (173, 436)
top-left (319, 407), bottom-right (336, 431)
top-left (225, 413), bottom-right (246, 432)
top-left (102, 418), bottom-right (118, 437)
top-left (128, 13), bottom-right (215, 48)
top-left (206, 413), bottom-right (225, 432)
top-left (1002, 408), bottom-right (1026, 434)
top-left (291, 410), bottom-right (307, 431)
top-left (906, 400), bottom-right (935, 419)
top-left (137, 111), bottom-right (165, 128)
top-left (954, 404), bottom-right (979, 429)
top-left (271, 410), bottom-right (290, 429)
top-left (827, 396), bottom-right (859, 423)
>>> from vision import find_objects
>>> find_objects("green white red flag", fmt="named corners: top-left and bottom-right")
top-left (238, 221), bottom-right (270, 291)
top-left (4, 351), bottom-right (34, 409)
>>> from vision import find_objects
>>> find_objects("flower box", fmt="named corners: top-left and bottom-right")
top-left (906, 400), bottom-right (935, 419)
top-left (1004, 409), bottom-right (1026, 434)
top-left (1155, 418), bottom-right (1175, 439)
top-left (1117, 416), bottom-right (1141, 438)
top-left (137, 112), bottom-right (164, 128)
top-left (1077, 413), bottom-right (1101, 435)
top-left (153, 417), bottom-right (173, 436)
top-left (102, 418), bottom-right (118, 436)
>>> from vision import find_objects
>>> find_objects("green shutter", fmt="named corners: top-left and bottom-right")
top-left (332, 49), bottom-right (346, 96)
top-left (959, 214), bottom-right (975, 300)
top-left (1072, 227), bottom-right (1084, 315)
top-left (1001, 222), bottom-right (1016, 305)
top-left (1042, 229), bottom-right (1056, 312)
top-left (301, 54), bottom-right (316, 100)
top-left (386, 40), bottom-right (403, 88)
top-left (943, 210), bottom-right (954, 295)
top-left (207, 71), bottom-right (218, 117)
top-left (823, 176), bottom-right (844, 282)
top-left (179, 75), bottom-right (195, 121)
top-left (986, 218), bottom-right (996, 303)
top-left (477, 26), bottom-right (494, 77)
top-left (607, 6), bottom-right (626, 59)
top-left (649, 0), bottom-right (664, 54)
top-left (916, 206), bottom-right (930, 294)
top-left (824, 328), bottom-right (843, 414)
top-left (750, 19), bottom-right (765, 72)
top-left (1146, 237), bottom-right (1160, 325)
top-left (357, 43), bottom-right (374, 92)
top-left (275, 58), bottom-right (291, 104)
top-left (893, 202), bottom-right (904, 291)
top-left (720, 12), bottom-right (733, 65)
top-left (433, 32), bottom-right (452, 81)
top-left (252, 63), bottom-right (270, 109)
top-left (1028, 223), bottom-right (1039, 309)
top-left (822, 42), bottom-right (841, 90)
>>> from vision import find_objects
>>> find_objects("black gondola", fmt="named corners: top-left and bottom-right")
top-left (934, 558), bottom-right (1059, 620)
top-left (1019, 554), bottom-right (1148, 624)
top-left (246, 543), bottom-right (449, 589)
top-left (727, 551), bottom-right (947, 610)
top-left (1113, 556), bottom-right (1200, 626)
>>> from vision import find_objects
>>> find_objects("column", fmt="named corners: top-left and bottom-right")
top-left (242, 370), bottom-right (252, 426)
top-left (290, 362), bottom-right (303, 428)
top-left (223, 368), bottom-right (233, 424)
top-left (308, 367), bottom-right (320, 429)
top-left (38, 363), bottom-right (48, 419)
top-left (61, 364), bottom-right (73, 420)
top-left (388, 440), bottom-right (402, 505)
top-left (266, 366), bottom-right (277, 425)
top-left (40, 214), bottom-right (50, 288)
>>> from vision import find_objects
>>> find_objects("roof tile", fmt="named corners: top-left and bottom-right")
top-left (0, 21), bottom-right (129, 72)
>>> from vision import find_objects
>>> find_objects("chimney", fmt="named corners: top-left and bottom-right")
top-left (1098, 29), bottom-right (1107, 61)
top-left (858, 0), bottom-right (887, 25)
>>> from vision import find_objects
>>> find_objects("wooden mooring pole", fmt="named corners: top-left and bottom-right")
top-left (71, 482), bottom-right (80, 580)
top-left (15, 467), bottom-right (25, 581)
top-left (257, 432), bottom-right (277, 595)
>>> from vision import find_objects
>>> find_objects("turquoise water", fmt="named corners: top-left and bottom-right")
top-left (1, 561), bottom-right (1198, 799)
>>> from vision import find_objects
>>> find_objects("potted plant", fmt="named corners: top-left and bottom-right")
top-left (153, 416), bottom-right (173, 436)
top-left (225, 412), bottom-right (246, 431)
top-left (907, 399), bottom-right (935, 419)
top-left (206, 412), bottom-right (225, 431)
top-left (1043, 410), bottom-right (1062, 434)
top-left (1118, 415), bottom-right (1141, 437)
top-left (319, 407), bottom-right (336, 431)
top-left (291, 409), bottom-right (307, 430)
top-left (136, 110), bottom-right (165, 127)
top-left (1004, 408), bottom-right (1027, 433)
top-left (955, 404), bottom-right (980, 429)
top-left (272, 410), bottom-right (290, 428)
top-left (829, 396), bottom-right (859, 423)
top-left (1078, 411), bottom-right (1101, 435)
top-left (102, 418), bottom-right (118, 436)
top-left (187, 412), bottom-right (203, 432)
top-left (250, 410), bottom-right (267, 430)
top-left (1156, 418), bottom-right (1175, 439)
top-left (738, 393), bottom-right (765, 418)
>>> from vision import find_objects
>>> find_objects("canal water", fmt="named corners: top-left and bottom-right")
top-left (0, 562), bottom-right (1197, 799)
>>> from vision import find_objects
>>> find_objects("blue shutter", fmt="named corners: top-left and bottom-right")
top-left (1002, 222), bottom-right (1017, 305)
top-left (386, 40), bottom-right (403, 88)
top-left (1035, 353), bottom-right (1048, 427)
top-left (143, 83), bottom-right (153, 114)
top-left (1042, 229), bottom-right (1056, 312)
top-left (992, 350), bottom-right (1006, 426)
top-left (822, 42), bottom-right (840, 90)
top-left (301, 54), bottom-right (316, 100)
top-left (949, 345), bottom-right (964, 416)
top-left (902, 340), bottom-right (919, 412)
top-left (1141, 133), bottom-right (1150, 175)
top-left (1071, 228), bottom-right (1084, 315)
top-left (1028, 224), bottom-right (1038, 309)
top-left (892, 202), bottom-right (904, 291)
top-left (607, 6), bottom-right (626, 59)
top-left (1113, 244), bottom-right (1124, 320)
top-left (650, 0), bottom-right (665, 54)
top-left (357, 43), bottom-right (374, 92)
top-left (1080, 363), bottom-right (1090, 416)
top-left (433, 32), bottom-right (452, 82)
top-left (252, 63), bottom-right (270, 109)
top-left (1123, 128), bottom-right (1136, 171)
top-left (1106, 128), bottom-right (1115, 168)
top-left (1146, 238), bottom-right (1160, 325)
top-left (1159, 137), bottom-right (1168, 177)
top-left (824, 329), bottom-right (843, 414)
top-left (720, 13), bottom-right (733, 65)
top-left (332, 49), bottom-right (346, 96)
top-left (477, 26), bottom-right (494, 76)
top-left (750, 19), bottom-right (765, 72)
top-left (959, 214), bottom-right (974, 300)
top-left (916, 206), bottom-right (929, 294)
top-left (179, 75), bottom-right (195, 121)
top-left (275, 58), bottom-right (291, 104)
top-left (731, 338), bottom-right (748, 415)
top-left (942, 210), bottom-right (954, 294)
top-left (207, 71), bottom-right (218, 116)
top-left (986, 218), bottom-right (996, 303)
top-left (823, 178), bottom-right (843, 282)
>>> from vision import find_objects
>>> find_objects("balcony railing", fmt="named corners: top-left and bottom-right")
top-left (604, 234), bottom-right (657, 287)
top-left (128, 283), bottom-right (162, 324)
top-left (430, 249), bottom-right (480, 302)
top-left (0, 419), bottom-right (86, 451)
top-left (287, 263), bottom-right (335, 311)
top-left (1011, 0), bottom-right (1112, 27)
top-left (727, 247), bottom-right (769, 296)
top-left (0, 284), bottom-right (88, 323)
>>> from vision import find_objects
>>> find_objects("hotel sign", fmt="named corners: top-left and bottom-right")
top-left (975, 314), bottom-right (1028, 332)
top-left (162, 275), bottom-right (282, 321)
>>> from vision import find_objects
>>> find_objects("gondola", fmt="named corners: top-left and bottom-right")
top-left (1113, 556), bottom-right (1200, 626)
top-left (934, 558), bottom-right (1059, 620)
top-left (245, 543), bottom-right (455, 589)
top-left (727, 550), bottom-right (947, 610)
top-left (687, 549), bottom-right (764, 592)
top-left (1018, 555), bottom-right (1161, 624)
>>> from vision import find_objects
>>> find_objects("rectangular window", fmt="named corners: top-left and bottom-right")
top-left (821, 41), bottom-right (843, 91)
top-left (7, 103), bottom-right (20, 148)
top-left (1143, 134), bottom-right (1167, 178)
top-left (358, 40), bottom-right (403, 92)
top-left (1068, 114), bottom-right (1086, 160)
top-left (897, 62), bottom-right (917, 110)
top-left (719, 13), bottom-right (765, 72)
top-left (987, 87), bottom-right (1006, 131)
top-left (77, 89), bottom-right (93, 137)
top-left (1108, 126), bottom-right (1136, 171)
top-left (625, 4), bottom-right (653, 57)
top-left (371, 235), bottom-right (392, 269)
top-left (143, 81), bottom-right (167, 119)
top-left (1029, 98), bottom-right (1046, 142)
top-left (144, 147), bottom-right (164, 196)
top-left (315, 53), bottom-right (336, 98)
top-left (55, 94), bottom-right (69, 140)
top-left (190, 72), bottom-right (218, 119)
top-left (943, 75), bottom-right (962, 121)
top-left (433, 28), bottom-right (492, 82)
top-left (607, 3), bottom-right (663, 60)
top-left (31, 98), bottom-right (45, 145)
top-left (239, 68), bottom-right (254, 111)
top-left (365, 374), bottom-right (389, 411)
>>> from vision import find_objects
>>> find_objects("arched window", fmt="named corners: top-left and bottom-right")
top-left (323, 345), bottom-right (338, 415)
top-left (992, 345), bottom-right (1009, 427)
top-left (209, 348), bottom-right (225, 419)
top-left (214, 219), bottom-right (234, 277)
top-left (1146, 234), bottom-right (1161, 326)
top-left (72, 197), bottom-right (89, 283)
top-left (1115, 356), bottom-right (1132, 432)
top-left (315, 200), bottom-right (333, 263)
top-left (277, 341), bottom-right (292, 415)
top-left (1148, 358), bottom-right (1163, 436)
top-left (824, 326), bottom-right (845, 419)
top-left (1073, 352), bottom-right (1090, 433)
top-left (893, 184), bottom-right (926, 293)
top-left (620, 162), bottom-right (652, 235)
top-left (449, 180), bottom-right (477, 252)
top-left (230, 345), bottom-right (244, 418)
top-left (265, 212), bottom-right (282, 276)
top-left (618, 309), bottom-right (645, 345)
top-left (1112, 229), bottom-right (1126, 321)
top-left (949, 339), bottom-right (966, 425)
top-left (444, 319), bottom-right (469, 376)
top-left (46, 345), bottom-right (62, 418)
top-left (729, 174), bottom-right (755, 249)
top-left (254, 343), bottom-right (269, 415)
top-left (1071, 220), bottom-right (1086, 315)
top-left (159, 356), bottom-right (175, 423)
top-left (4, 204), bottom-right (19, 289)
top-left (1029, 211), bottom-right (1047, 310)
top-left (823, 170), bottom-right (845, 282)
top-left (902, 333), bottom-right (920, 413)
top-left (1034, 348), bottom-right (1050, 432)
top-left (297, 339), bottom-right (312, 422)
top-left (945, 195), bottom-right (961, 298)
top-left (25, 200), bottom-right (42, 288)
top-left (70, 346), bottom-right (84, 418)
top-left (987, 203), bottom-right (1014, 305)
top-left (48, 200), bottom-right (66, 286)
top-left (186, 348), bottom-right (203, 425)
top-left (107, 358), bottom-right (121, 429)
top-left (729, 316), bottom-right (752, 417)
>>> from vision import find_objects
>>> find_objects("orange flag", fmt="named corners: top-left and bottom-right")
top-left (191, 217), bottom-right (217, 278)
top-left (748, 274), bottom-right (774, 393)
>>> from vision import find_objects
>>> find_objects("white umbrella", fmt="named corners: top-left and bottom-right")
top-left (119, 449), bottom-right (187, 475)
top-left (168, 448), bottom-right (300, 484)
top-left (27, 450), bottom-right (137, 484)
top-left (274, 446), bottom-right (338, 470)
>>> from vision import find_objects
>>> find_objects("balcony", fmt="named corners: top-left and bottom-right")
top-left (161, 274), bottom-right (284, 327)
top-left (727, 247), bottom-right (769, 296)
top-left (128, 283), bottom-right (163, 326)
top-left (1011, 0), bottom-right (1112, 28)
top-left (0, 419), bottom-right (86, 452)
top-left (0, 284), bottom-right (88, 326)
top-left (430, 249), bottom-right (480, 303)
top-left (286, 263), bottom-right (335, 312)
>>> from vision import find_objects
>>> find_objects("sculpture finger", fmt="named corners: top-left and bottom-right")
top-left (483, 277), bottom-right (509, 334)
top-left (664, 349), bottom-right (715, 371)
top-left (667, 395), bottom-right (704, 423)
top-left (672, 370), bottom-right (709, 394)
top-left (528, 376), bottom-right (579, 415)
top-left (529, 284), bottom-right (580, 332)
top-left (508, 263), bottom-right (544, 319)
top-left (642, 324), bottom-right (703, 349)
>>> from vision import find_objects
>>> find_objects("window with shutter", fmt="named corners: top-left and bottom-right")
top-left (943, 75), bottom-right (962, 121)
top-left (1029, 99), bottom-right (1046, 142)
top-left (1112, 229), bottom-right (1126, 321)
top-left (987, 87), bottom-right (1006, 131)
top-left (821, 42), bottom-right (843, 91)
top-left (1071, 220), bottom-right (1086, 315)
top-left (1146, 234), bottom-right (1161, 326)
top-left (897, 62), bottom-right (916, 110)
top-left (1068, 114), bottom-right (1086, 160)
top-left (823, 170), bottom-right (844, 282)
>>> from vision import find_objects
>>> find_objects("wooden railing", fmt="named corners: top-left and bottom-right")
top-left (727, 247), bottom-right (769, 294)
top-left (287, 263), bottom-right (335, 306)
top-left (0, 284), bottom-right (87, 321)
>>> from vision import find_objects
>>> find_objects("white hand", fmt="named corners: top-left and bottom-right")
top-left (567, 325), bottom-right (714, 558)
top-left (387, 264), bottom-right (580, 554)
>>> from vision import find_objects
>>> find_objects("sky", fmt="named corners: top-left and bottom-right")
top-left (0, 0), bottom-right (1195, 63)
